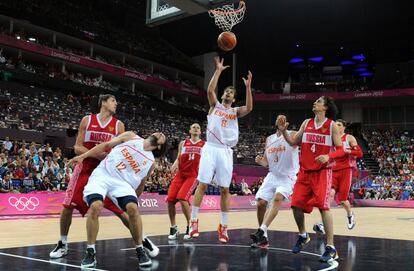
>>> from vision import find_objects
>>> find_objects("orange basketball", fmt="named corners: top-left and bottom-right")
top-left (217, 31), bottom-right (237, 51)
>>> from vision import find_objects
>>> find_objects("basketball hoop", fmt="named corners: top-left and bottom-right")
top-left (208, 1), bottom-right (246, 32)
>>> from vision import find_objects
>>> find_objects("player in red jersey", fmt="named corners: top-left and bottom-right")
top-left (278, 96), bottom-right (345, 263)
top-left (50, 94), bottom-right (158, 259)
top-left (167, 123), bottom-right (205, 240)
top-left (313, 119), bottom-right (363, 235)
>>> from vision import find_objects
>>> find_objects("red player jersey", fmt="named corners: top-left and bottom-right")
top-left (333, 134), bottom-right (356, 170)
top-left (179, 139), bottom-right (205, 177)
top-left (300, 118), bottom-right (335, 171)
top-left (83, 114), bottom-right (120, 166)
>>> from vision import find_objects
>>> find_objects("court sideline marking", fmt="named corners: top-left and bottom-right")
top-left (0, 251), bottom-right (108, 271)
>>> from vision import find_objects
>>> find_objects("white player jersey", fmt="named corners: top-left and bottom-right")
top-left (206, 102), bottom-right (239, 147)
top-left (102, 136), bottom-right (154, 189)
top-left (265, 131), bottom-right (299, 176)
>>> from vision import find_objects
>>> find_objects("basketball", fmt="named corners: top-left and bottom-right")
top-left (217, 31), bottom-right (237, 51)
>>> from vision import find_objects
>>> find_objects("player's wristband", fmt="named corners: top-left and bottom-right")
top-left (350, 145), bottom-right (363, 158)
top-left (328, 145), bottom-right (345, 159)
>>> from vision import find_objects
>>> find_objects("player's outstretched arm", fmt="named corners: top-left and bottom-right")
top-left (278, 117), bottom-right (305, 146)
top-left (73, 116), bottom-right (90, 155)
top-left (347, 135), bottom-right (363, 158)
top-left (136, 164), bottom-right (155, 197)
top-left (171, 140), bottom-right (184, 172)
top-left (208, 57), bottom-right (230, 109)
top-left (70, 131), bottom-right (136, 165)
top-left (237, 71), bottom-right (253, 118)
top-left (255, 136), bottom-right (268, 167)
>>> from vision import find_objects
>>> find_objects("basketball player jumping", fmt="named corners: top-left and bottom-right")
top-left (50, 95), bottom-right (158, 261)
top-left (70, 131), bottom-right (167, 268)
top-left (167, 123), bottom-right (205, 240)
top-left (314, 119), bottom-right (362, 234)
top-left (250, 114), bottom-right (299, 248)
top-left (277, 96), bottom-right (345, 263)
top-left (189, 56), bottom-right (253, 243)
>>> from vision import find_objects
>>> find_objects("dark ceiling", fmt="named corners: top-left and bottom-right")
top-left (156, 0), bottom-right (414, 90)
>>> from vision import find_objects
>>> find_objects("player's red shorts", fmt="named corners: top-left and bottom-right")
top-left (291, 168), bottom-right (333, 214)
top-left (167, 172), bottom-right (198, 203)
top-left (332, 168), bottom-right (352, 202)
top-left (63, 162), bottom-right (124, 216)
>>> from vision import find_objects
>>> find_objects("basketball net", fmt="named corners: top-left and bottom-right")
top-left (208, 1), bottom-right (246, 32)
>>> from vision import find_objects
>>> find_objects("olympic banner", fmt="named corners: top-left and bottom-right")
top-left (0, 192), bottom-right (288, 216)
top-left (353, 199), bottom-right (414, 208)
top-left (253, 88), bottom-right (414, 102)
top-left (2, 192), bottom-right (412, 217)
top-left (0, 35), bottom-right (204, 96)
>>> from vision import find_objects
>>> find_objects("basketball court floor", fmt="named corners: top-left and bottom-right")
top-left (1, 207), bottom-right (413, 270)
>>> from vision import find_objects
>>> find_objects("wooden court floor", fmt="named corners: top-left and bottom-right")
top-left (1, 207), bottom-right (413, 249)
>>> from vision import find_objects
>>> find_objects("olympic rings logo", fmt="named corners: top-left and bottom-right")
top-left (203, 198), bottom-right (217, 208)
top-left (8, 196), bottom-right (40, 211)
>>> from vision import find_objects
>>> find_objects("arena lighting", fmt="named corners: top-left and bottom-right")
top-left (356, 63), bottom-right (369, 67)
top-left (352, 54), bottom-right (365, 60)
top-left (354, 67), bottom-right (367, 72)
top-left (359, 72), bottom-right (373, 76)
top-left (16, 35), bottom-right (20, 40)
top-left (340, 60), bottom-right (355, 65)
top-left (315, 82), bottom-right (324, 85)
top-left (308, 57), bottom-right (323, 62)
top-left (28, 37), bottom-right (36, 42)
top-left (289, 58), bottom-right (304, 63)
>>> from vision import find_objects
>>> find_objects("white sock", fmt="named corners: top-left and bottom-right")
top-left (171, 225), bottom-right (177, 228)
top-left (136, 244), bottom-right (144, 249)
top-left (327, 244), bottom-right (336, 250)
top-left (191, 206), bottom-right (199, 221)
top-left (299, 232), bottom-right (307, 238)
top-left (87, 244), bottom-right (96, 252)
top-left (60, 235), bottom-right (68, 244)
top-left (260, 224), bottom-right (268, 237)
top-left (220, 212), bottom-right (229, 225)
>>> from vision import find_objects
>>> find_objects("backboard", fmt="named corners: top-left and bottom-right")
top-left (146, 0), bottom-right (235, 26)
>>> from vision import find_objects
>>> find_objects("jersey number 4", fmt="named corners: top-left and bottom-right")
top-left (310, 144), bottom-right (316, 153)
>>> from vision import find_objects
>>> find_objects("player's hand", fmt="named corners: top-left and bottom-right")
top-left (171, 162), bottom-right (178, 173)
top-left (276, 115), bottom-right (289, 132)
top-left (242, 71), bottom-right (253, 88)
top-left (69, 155), bottom-right (84, 167)
top-left (344, 148), bottom-right (351, 154)
top-left (214, 56), bottom-right (230, 72)
top-left (315, 154), bottom-right (329, 164)
top-left (255, 155), bottom-right (264, 165)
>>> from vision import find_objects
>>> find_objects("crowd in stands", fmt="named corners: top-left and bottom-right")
top-left (363, 130), bottom-right (414, 177)
top-left (356, 129), bottom-right (414, 200)
top-left (0, 139), bottom-right (71, 193)
top-left (0, 84), bottom-right (411, 200)
top-left (0, 0), bottom-right (200, 73)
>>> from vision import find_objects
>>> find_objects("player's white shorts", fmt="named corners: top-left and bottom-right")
top-left (197, 142), bottom-right (233, 188)
top-left (255, 172), bottom-right (296, 202)
top-left (83, 165), bottom-right (138, 207)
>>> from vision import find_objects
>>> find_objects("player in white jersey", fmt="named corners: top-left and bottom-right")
top-left (189, 56), bottom-right (253, 243)
top-left (250, 115), bottom-right (299, 248)
top-left (69, 131), bottom-right (167, 268)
